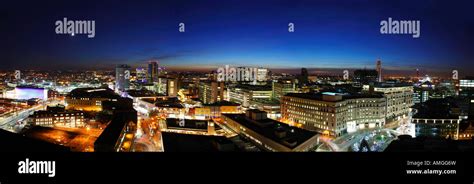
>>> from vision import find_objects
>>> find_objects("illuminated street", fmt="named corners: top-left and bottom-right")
top-left (133, 113), bottom-right (163, 152)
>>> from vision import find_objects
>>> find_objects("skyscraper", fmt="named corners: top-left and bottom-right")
top-left (376, 59), bottom-right (382, 82)
top-left (199, 81), bottom-right (224, 104)
top-left (148, 61), bottom-right (159, 83)
top-left (299, 68), bottom-right (309, 87)
top-left (115, 64), bottom-right (131, 92)
top-left (136, 68), bottom-right (147, 83)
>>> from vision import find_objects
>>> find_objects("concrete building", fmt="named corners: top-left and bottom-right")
top-left (148, 61), bottom-right (159, 82)
top-left (65, 88), bottom-right (122, 112)
top-left (459, 78), bottom-right (474, 119)
top-left (364, 83), bottom-right (413, 121)
top-left (29, 105), bottom-right (84, 128)
top-left (228, 84), bottom-right (272, 107)
top-left (115, 64), bottom-right (131, 93)
top-left (272, 79), bottom-right (297, 101)
top-left (199, 81), bottom-right (224, 104)
top-left (136, 67), bottom-right (147, 83)
top-left (222, 110), bottom-right (319, 152)
top-left (376, 59), bottom-right (382, 82)
top-left (281, 92), bottom-right (386, 137)
top-left (192, 101), bottom-right (241, 119)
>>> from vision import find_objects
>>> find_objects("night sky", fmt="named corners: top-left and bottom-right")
top-left (1, 0), bottom-right (473, 76)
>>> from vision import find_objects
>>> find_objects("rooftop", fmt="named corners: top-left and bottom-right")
top-left (235, 84), bottom-right (272, 91)
top-left (161, 132), bottom-right (236, 152)
top-left (126, 89), bottom-right (164, 97)
top-left (371, 82), bottom-right (413, 88)
top-left (203, 100), bottom-right (240, 106)
top-left (94, 110), bottom-right (136, 151)
top-left (67, 88), bottom-right (120, 99)
top-left (222, 113), bottom-right (317, 149)
top-left (284, 92), bottom-right (384, 102)
top-left (166, 118), bottom-right (209, 130)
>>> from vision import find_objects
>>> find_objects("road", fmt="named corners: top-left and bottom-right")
top-left (0, 99), bottom-right (63, 132)
top-left (0, 104), bottom-right (44, 132)
top-left (133, 113), bottom-right (163, 152)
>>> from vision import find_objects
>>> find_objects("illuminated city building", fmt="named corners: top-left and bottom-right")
top-left (135, 67), bottom-right (147, 83)
top-left (65, 88), bottom-right (121, 111)
top-left (412, 98), bottom-right (462, 140)
top-left (272, 79), bottom-right (298, 101)
top-left (458, 122), bottom-right (474, 140)
top-left (148, 61), bottom-right (159, 82)
top-left (413, 118), bottom-right (460, 140)
top-left (4, 86), bottom-right (48, 100)
top-left (228, 84), bottom-right (272, 107)
top-left (281, 92), bottom-right (386, 137)
top-left (376, 59), bottom-right (382, 82)
top-left (199, 81), bottom-right (224, 104)
top-left (29, 105), bottom-right (84, 128)
top-left (364, 83), bottom-right (413, 121)
top-left (459, 78), bottom-right (474, 119)
top-left (115, 64), bottom-right (131, 93)
top-left (136, 97), bottom-right (184, 118)
top-left (192, 101), bottom-right (241, 119)
top-left (160, 118), bottom-right (220, 136)
top-left (413, 81), bottom-right (433, 104)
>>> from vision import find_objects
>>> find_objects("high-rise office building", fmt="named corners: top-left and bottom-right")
top-left (148, 61), bottom-right (159, 83)
top-left (299, 68), bottom-right (309, 87)
top-left (115, 64), bottom-right (131, 92)
top-left (228, 84), bottom-right (272, 107)
top-left (167, 78), bottom-right (178, 97)
top-left (256, 67), bottom-right (268, 82)
top-left (376, 59), bottom-right (382, 82)
top-left (136, 68), bottom-right (147, 83)
top-left (199, 81), bottom-right (224, 104)
top-left (272, 79), bottom-right (297, 101)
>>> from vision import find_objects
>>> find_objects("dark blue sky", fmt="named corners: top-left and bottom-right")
top-left (1, 0), bottom-right (473, 76)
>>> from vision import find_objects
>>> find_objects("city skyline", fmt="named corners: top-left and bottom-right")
top-left (1, 2), bottom-right (474, 183)
top-left (1, 0), bottom-right (473, 76)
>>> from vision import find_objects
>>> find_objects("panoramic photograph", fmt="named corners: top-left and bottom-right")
top-left (0, 0), bottom-right (473, 183)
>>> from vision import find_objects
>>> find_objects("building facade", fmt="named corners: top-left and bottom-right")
top-left (29, 106), bottom-right (84, 128)
top-left (364, 83), bottom-right (413, 121)
top-left (199, 81), bottom-right (224, 104)
top-left (281, 92), bottom-right (386, 137)
top-left (228, 84), bottom-right (272, 107)
top-left (115, 64), bottom-right (131, 92)
top-left (65, 88), bottom-right (121, 112)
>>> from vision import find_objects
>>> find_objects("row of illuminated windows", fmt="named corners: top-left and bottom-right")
top-left (285, 98), bottom-right (329, 107)
top-left (285, 102), bottom-right (385, 115)
top-left (286, 110), bottom-right (383, 125)
top-left (35, 113), bottom-right (83, 117)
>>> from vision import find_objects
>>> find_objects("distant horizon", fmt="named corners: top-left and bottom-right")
top-left (3, 64), bottom-right (464, 78)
